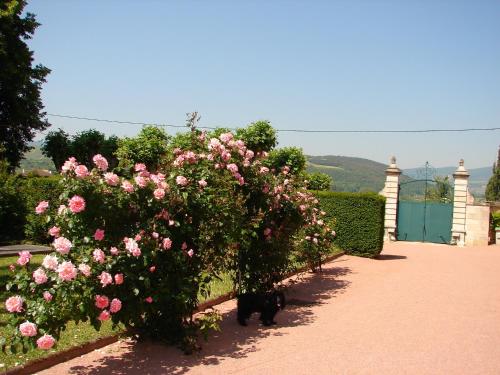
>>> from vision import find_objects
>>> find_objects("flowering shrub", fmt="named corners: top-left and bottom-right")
top-left (295, 207), bottom-right (337, 272)
top-left (2, 120), bottom-right (335, 353)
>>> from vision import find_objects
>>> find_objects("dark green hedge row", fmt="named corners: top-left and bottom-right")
top-left (0, 175), bottom-right (62, 244)
top-left (313, 191), bottom-right (386, 258)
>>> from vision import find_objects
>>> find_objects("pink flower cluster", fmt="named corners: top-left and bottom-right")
top-left (35, 201), bottom-right (49, 214)
top-left (17, 251), bottom-right (32, 266)
top-left (5, 296), bottom-right (23, 313)
top-left (57, 261), bottom-right (77, 281)
top-left (53, 236), bottom-right (72, 254)
top-left (93, 154), bottom-right (108, 171)
top-left (37, 334), bottom-right (55, 350)
top-left (68, 195), bottom-right (86, 213)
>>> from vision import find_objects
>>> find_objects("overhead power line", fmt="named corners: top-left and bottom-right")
top-left (47, 113), bottom-right (500, 134)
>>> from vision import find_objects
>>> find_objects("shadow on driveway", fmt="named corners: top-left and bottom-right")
top-left (67, 265), bottom-right (351, 375)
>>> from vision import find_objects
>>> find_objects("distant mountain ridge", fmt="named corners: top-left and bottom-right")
top-left (307, 155), bottom-right (490, 197)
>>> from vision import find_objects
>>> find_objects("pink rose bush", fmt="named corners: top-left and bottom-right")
top-left (3, 121), bottom-right (335, 353)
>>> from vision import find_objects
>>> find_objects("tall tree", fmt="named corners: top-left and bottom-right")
top-left (41, 128), bottom-right (71, 170)
top-left (0, 0), bottom-right (50, 172)
top-left (485, 147), bottom-right (500, 202)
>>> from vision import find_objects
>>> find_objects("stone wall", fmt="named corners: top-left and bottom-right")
top-left (465, 204), bottom-right (490, 246)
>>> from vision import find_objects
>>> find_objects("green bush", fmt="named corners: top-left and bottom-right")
top-left (0, 174), bottom-right (26, 243)
top-left (20, 176), bottom-right (63, 244)
top-left (313, 191), bottom-right (385, 258)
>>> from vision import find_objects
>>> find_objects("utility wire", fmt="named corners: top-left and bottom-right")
top-left (47, 113), bottom-right (500, 134)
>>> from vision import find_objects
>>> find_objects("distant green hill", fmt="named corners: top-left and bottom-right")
top-left (18, 144), bottom-right (56, 173)
top-left (306, 155), bottom-right (399, 192)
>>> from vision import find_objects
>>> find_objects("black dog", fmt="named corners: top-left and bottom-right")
top-left (237, 291), bottom-right (285, 326)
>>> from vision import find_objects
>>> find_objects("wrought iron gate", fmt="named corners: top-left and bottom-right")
top-left (397, 163), bottom-right (453, 244)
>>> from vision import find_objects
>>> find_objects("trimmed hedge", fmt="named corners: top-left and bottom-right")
top-left (0, 175), bottom-right (62, 244)
top-left (313, 191), bottom-right (385, 258)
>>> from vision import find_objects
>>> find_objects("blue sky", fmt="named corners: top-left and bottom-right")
top-left (27, 0), bottom-right (500, 169)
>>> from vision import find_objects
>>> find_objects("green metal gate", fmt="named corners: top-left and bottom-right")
top-left (397, 164), bottom-right (453, 244)
top-left (397, 200), bottom-right (453, 243)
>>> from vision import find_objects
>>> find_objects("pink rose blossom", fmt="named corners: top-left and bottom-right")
top-left (245, 150), bottom-right (254, 159)
top-left (181, 242), bottom-right (188, 250)
top-left (48, 226), bottom-right (60, 237)
top-left (125, 238), bottom-right (141, 257)
top-left (98, 310), bottom-right (111, 321)
top-left (78, 263), bottom-right (91, 277)
top-left (221, 151), bottom-right (231, 161)
top-left (37, 334), bottom-right (55, 350)
top-left (110, 298), bottom-right (122, 313)
top-left (227, 163), bottom-right (238, 173)
top-left (5, 296), bottom-right (23, 313)
top-left (114, 273), bottom-right (124, 284)
top-left (57, 261), bottom-right (77, 281)
top-left (176, 175), bottom-right (188, 186)
top-left (162, 238), bottom-right (172, 250)
top-left (134, 175), bottom-right (148, 188)
top-left (42, 255), bottom-right (58, 271)
top-left (53, 237), bottom-right (72, 255)
top-left (187, 249), bottom-right (194, 257)
top-left (43, 291), bottom-right (53, 302)
top-left (9, 264), bottom-right (15, 272)
top-left (134, 234), bottom-right (142, 241)
top-left (19, 321), bottom-right (37, 337)
top-left (219, 132), bottom-right (233, 143)
top-left (94, 229), bottom-right (105, 241)
top-left (35, 201), bottom-right (49, 215)
top-left (121, 180), bottom-right (134, 193)
top-left (95, 295), bottom-right (109, 309)
top-left (104, 172), bottom-right (120, 186)
top-left (152, 232), bottom-right (159, 239)
top-left (99, 271), bottom-right (113, 287)
top-left (168, 220), bottom-right (175, 227)
top-left (145, 297), bottom-right (153, 303)
top-left (93, 249), bottom-right (106, 264)
top-left (259, 167), bottom-right (269, 174)
top-left (153, 188), bottom-right (165, 200)
top-left (93, 154), bottom-right (108, 171)
top-left (75, 164), bottom-right (89, 178)
top-left (134, 163), bottom-right (147, 172)
top-left (61, 157), bottom-right (77, 173)
top-left (149, 266), bottom-right (156, 273)
top-left (263, 228), bottom-right (272, 236)
top-left (68, 195), bottom-right (86, 213)
top-left (110, 247), bottom-right (119, 255)
top-left (198, 179), bottom-right (207, 188)
top-left (33, 268), bottom-right (48, 284)
top-left (17, 251), bottom-right (32, 266)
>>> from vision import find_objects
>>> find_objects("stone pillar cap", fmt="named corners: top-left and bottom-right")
top-left (385, 156), bottom-right (401, 175)
top-left (453, 159), bottom-right (470, 178)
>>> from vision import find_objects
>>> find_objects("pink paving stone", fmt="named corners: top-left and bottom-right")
top-left (40, 242), bottom-right (500, 374)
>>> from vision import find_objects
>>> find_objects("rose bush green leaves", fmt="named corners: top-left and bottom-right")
top-left (2, 122), bottom-right (333, 353)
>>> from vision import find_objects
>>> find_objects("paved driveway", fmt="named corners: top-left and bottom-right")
top-left (40, 242), bottom-right (500, 375)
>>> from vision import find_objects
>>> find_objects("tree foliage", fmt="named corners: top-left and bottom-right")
top-left (115, 126), bottom-right (170, 172)
top-left (266, 147), bottom-right (306, 175)
top-left (0, 0), bottom-right (50, 171)
top-left (42, 129), bottom-right (119, 171)
top-left (41, 129), bottom-right (71, 171)
top-left (236, 120), bottom-right (277, 153)
top-left (485, 148), bottom-right (500, 202)
top-left (305, 172), bottom-right (332, 191)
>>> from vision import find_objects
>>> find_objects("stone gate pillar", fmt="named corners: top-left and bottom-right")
top-left (451, 159), bottom-right (470, 246)
top-left (382, 156), bottom-right (401, 242)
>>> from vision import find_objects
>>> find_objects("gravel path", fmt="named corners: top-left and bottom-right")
top-left (38, 242), bottom-right (500, 375)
